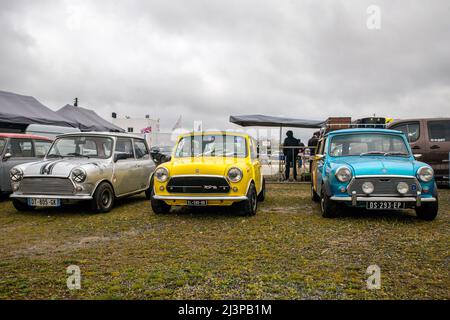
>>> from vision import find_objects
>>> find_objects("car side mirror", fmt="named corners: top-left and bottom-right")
top-left (3, 153), bottom-right (12, 161)
top-left (413, 154), bottom-right (422, 159)
top-left (114, 153), bottom-right (129, 162)
top-left (315, 154), bottom-right (325, 160)
top-left (150, 147), bottom-right (160, 155)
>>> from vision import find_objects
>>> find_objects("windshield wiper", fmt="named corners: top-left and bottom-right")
top-left (46, 154), bottom-right (62, 158)
top-left (359, 151), bottom-right (385, 156)
top-left (384, 152), bottom-right (409, 157)
top-left (66, 153), bottom-right (90, 158)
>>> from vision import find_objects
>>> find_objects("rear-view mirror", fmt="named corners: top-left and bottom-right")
top-left (413, 154), bottom-right (422, 159)
top-left (3, 153), bottom-right (12, 161)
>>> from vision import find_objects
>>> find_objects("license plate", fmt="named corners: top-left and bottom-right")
top-left (366, 201), bottom-right (405, 210)
top-left (187, 200), bottom-right (208, 206)
top-left (28, 198), bottom-right (61, 207)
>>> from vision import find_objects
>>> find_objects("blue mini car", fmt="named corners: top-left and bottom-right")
top-left (311, 128), bottom-right (438, 220)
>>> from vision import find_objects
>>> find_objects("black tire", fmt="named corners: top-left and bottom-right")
top-left (12, 199), bottom-right (35, 212)
top-left (91, 182), bottom-right (115, 213)
top-left (257, 178), bottom-right (266, 202)
top-left (236, 183), bottom-right (257, 216)
top-left (151, 187), bottom-right (171, 214)
top-left (415, 188), bottom-right (439, 221)
top-left (145, 176), bottom-right (153, 200)
top-left (320, 186), bottom-right (338, 218)
top-left (311, 183), bottom-right (320, 203)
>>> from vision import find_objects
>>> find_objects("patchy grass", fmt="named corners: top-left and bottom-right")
top-left (0, 184), bottom-right (448, 299)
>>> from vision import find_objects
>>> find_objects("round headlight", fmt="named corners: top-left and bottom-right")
top-left (397, 182), bottom-right (409, 194)
top-left (10, 167), bottom-right (24, 182)
top-left (335, 167), bottom-right (352, 183)
top-left (155, 167), bottom-right (169, 182)
top-left (227, 167), bottom-right (243, 183)
top-left (71, 168), bottom-right (87, 183)
top-left (417, 166), bottom-right (433, 182)
top-left (362, 181), bottom-right (374, 194)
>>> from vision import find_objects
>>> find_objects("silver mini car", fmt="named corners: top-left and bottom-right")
top-left (10, 132), bottom-right (156, 213)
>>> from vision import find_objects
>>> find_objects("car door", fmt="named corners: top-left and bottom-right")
top-left (389, 121), bottom-right (425, 158)
top-left (250, 138), bottom-right (262, 192)
top-left (2, 138), bottom-right (36, 192)
top-left (133, 138), bottom-right (155, 190)
top-left (113, 137), bottom-right (140, 196)
top-left (312, 138), bottom-right (325, 195)
top-left (425, 119), bottom-right (450, 172)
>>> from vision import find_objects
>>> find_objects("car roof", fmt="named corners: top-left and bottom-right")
top-left (57, 132), bottom-right (145, 139)
top-left (325, 128), bottom-right (404, 137)
top-left (179, 131), bottom-right (252, 138)
top-left (0, 133), bottom-right (53, 141)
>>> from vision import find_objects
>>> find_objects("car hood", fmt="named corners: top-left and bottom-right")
top-left (21, 158), bottom-right (107, 177)
top-left (164, 157), bottom-right (248, 176)
top-left (331, 156), bottom-right (416, 176)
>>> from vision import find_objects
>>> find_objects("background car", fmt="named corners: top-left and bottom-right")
top-left (311, 128), bottom-right (438, 220)
top-left (388, 118), bottom-right (450, 187)
top-left (9, 132), bottom-right (156, 212)
top-left (0, 133), bottom-right (53, 195)
top-left (151, 132), bottom-right (265, 216)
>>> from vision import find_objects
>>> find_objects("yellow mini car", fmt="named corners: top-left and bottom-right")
top-left (150, 132), bottom-right (265, 215)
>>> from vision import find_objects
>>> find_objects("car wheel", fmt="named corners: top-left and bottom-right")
top-left (12, 199), bottom-right (35, 212)
top-left (150, 186), bottom-right (171, 214)
top-left (91, 182), bottom-right (115, 213)
top-left (257, 178), bottom-right (266, 202)
top-left (236, 183), bottom-right (257, 216)
top-left (145, 176), bottom-right (153, 200)
top-left (320, 187), bottom-right (338, 218)
top-left (311, 183), bottom-right (320, 203)
top-left (415, 189), bottom-right (439, 221)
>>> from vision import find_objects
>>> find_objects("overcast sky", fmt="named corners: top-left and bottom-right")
top-left (1, 0), bottom-right (449, 137)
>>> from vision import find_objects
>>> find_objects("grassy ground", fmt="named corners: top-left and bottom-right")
top-left (0, 184), bottom-right (448, 300)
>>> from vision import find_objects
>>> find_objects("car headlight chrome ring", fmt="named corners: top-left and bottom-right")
top-left (362, 181), bottom-right (374, 194)
top-left (227, 167), bottom-right (243, 183)
top-left (10, 167), bottom-right (24, 182)
top-left (155, 167), bottom-right (169, 182)
top-left (335, 166), bottom-right (352, 183)
top-left (397, 182), bottom-right (409, 195)
top-left (417, 166), bottom-right (433, 182)
top-left (71, 168), bottom-right (87, 183)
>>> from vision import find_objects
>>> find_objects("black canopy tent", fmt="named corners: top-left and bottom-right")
top-left (230, 114), bottom-right (326, 181)
top-left (57, 104), bottom-right (125, 132)
top-left (0, 90), bottom-right (78, 131)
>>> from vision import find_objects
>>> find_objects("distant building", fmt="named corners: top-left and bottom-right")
top-left (111, 113), bottom-right (160, 134)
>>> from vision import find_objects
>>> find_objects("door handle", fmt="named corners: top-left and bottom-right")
top-left (430, 145), bottom-right (440, 149)
top-left (411, 146), bottom-right (421, 150)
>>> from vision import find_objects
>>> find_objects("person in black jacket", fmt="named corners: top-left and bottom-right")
top-left (283, 130), bottom-right (300, 181)
top-left (308, 131), bottom-right (320, 172)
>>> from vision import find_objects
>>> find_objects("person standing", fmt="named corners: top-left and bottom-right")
top-left (283, 130), bottom-right (300, 181)
top-left (308, 131), bottom-right (320, 172)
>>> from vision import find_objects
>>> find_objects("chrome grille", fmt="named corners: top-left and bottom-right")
top-left (348, 177), bottom-right (420, 196)
top-left (20, 177), bottom-right (74, 195)
top-left (167, 176), bottom-right (230, 194)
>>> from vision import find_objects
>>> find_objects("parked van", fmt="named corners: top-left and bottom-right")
top-left (0, 133), bottom-right (53, 194)
top-left (388, 118), bottom-right (450, 186)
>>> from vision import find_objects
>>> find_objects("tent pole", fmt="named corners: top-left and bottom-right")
top-left (279, 125), bottom-right (282, 182)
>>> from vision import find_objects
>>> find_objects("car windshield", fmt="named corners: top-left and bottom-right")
top-left (47, 136), bottom-right (113, 159)
top-left (329, 133), bottom-right (410, 157)
top-left (175, 134), bottom-right (247, 158)
top-left (0, 139), bottom-right (5, 154)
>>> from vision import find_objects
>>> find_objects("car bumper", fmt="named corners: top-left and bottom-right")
top-left (330, 192), bottom-right (436, 207)
top-left (10, 194), bottom-right (93, 200)
top-left (153, 195), bottom-right (248, 206)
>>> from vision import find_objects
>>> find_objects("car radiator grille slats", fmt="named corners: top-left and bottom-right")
top-left (348, 177), bottom-right (420, 196)
top-left (20, 178), bottom-right (74, 195)
top-left (167, 176), bottom-right (230, 194)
